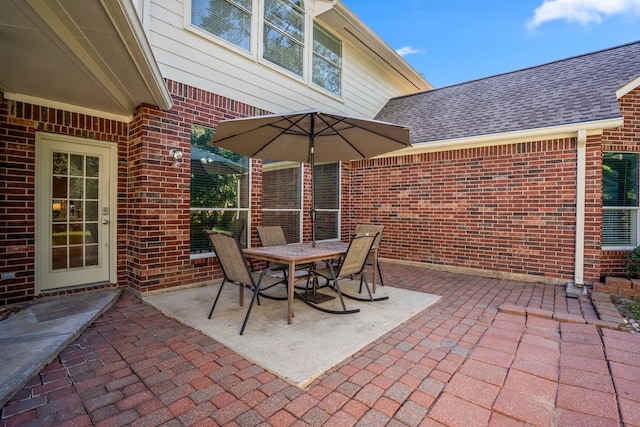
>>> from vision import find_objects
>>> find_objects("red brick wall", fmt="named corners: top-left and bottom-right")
top-left (124, 81), bottom-right (270, 295)
top-left (2, 82), bottom-right (639, 305)
top-left (600, 86), bottom-right (640, 278)
top-left (344, 139), bottom-right (580, 283)
top-left (0, 82), bottom-right (271, 305)
top-left (0, 94), bottom-right (127, 304)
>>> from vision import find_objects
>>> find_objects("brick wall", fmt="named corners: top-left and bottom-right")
top-left (2, 82), bottom-right (639, 305)
top-left (600, 86), bottom-right (640, 278)
top-left (124, 81), bottom-right (270, 295)
top-left (0, 82), bottom-right (272, 305)
top-left (344, 139), bottom-right (580, 284)
top-left (0, 94), bottom-right (127, 304)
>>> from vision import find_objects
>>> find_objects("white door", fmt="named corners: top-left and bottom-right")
top-left (36, 133), bottom-right (116, 291)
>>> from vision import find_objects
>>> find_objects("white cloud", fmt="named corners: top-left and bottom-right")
top-left (396, 46), bottom-right (423, 57)
top-left (527, 0), bottom-right (640, 29)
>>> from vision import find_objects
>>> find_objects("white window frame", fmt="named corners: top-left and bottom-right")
top-left (602, 151), bottom-right (640, 250)
top-left (184, 0), bottom-right (344, 99)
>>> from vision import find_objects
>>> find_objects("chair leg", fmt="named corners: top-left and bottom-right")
top-left (208, 279), bottom-right (227, 319)
top-left (377, 259), bottom-right (384, 286)
top-left (240, 284), bottom-right (261, 335)
top-left (342, 274), bottom-right (389, 302)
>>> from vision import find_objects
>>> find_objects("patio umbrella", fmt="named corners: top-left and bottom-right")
top-left (209, 109), bottom-right (411, 246)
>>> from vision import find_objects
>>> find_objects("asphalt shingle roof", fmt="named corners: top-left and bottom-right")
top-left (375, 41), bottom-right (640, 144)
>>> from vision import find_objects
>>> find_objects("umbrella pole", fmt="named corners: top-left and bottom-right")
top-left (310, 119), bottom-right (316, 247)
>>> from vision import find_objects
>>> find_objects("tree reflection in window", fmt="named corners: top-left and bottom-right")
top-left (192, 0), bottom-right (252, 51)
top-left (263, 0), bottom-right (305, 76)
top-left (190, 125), bottom-right (250, 253)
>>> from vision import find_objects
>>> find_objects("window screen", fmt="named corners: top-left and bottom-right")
top-left (263, 0), bottom-right (305, 76)
top-left (190, 125), bottom-right (250, 253)
top-left (602, 152), bottom-right (640, 247)
top-left (192, 0), bottom-right (252, 51)
top-left (313, 23), bottom-right (342, 95)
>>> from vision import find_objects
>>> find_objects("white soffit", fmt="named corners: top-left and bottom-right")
top-left (0, 0), bottom-right (171, 121)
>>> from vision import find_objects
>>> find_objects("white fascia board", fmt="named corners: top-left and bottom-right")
top-left (377, 117), bottom-right (624, 158)
top-left (103, 0), bottom-right (173, 111)
top-left (318, 1), bottom-right (431, 92)
top-left (617, 75), bottom-right (640, 99)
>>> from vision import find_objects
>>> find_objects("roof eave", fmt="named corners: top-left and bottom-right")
top-left (376, 117), bottom-right (625, 157)
top-left (104, 0), bottom-right (172, 112)
top-left (316, 1), bottom-right (432, 92)
top-left (617, 74), bottom-right (640, 99)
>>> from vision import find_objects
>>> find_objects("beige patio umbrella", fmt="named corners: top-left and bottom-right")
top-left (209, 109), bottom-right (411, 246)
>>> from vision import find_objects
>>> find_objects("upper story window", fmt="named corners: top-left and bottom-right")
top-left (188, 0), bottom-right (342, 97)
top-left (192, 0), bottom-right (253, 51)
top-left (263, 0), bottom-right (305, 76)
top-left (312, 23), bottom-right (342, 96)
top-left (603, 152), bottom-right (639, 248)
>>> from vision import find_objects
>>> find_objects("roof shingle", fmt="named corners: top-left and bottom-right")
top-left (375, 41), bottom-right (640, 143)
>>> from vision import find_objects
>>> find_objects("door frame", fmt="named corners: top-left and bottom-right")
top-left (35, 132), bottom-right (118, 293)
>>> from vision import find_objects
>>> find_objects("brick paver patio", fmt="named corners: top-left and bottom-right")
top-left (2, 263), bottom-right (640, 426)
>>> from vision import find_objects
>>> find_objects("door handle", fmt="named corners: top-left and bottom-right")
top-left (102, 219), bottom-right (109, 224)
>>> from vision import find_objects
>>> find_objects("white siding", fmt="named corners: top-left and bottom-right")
top-left (144, 0), bottom-right (423, 118)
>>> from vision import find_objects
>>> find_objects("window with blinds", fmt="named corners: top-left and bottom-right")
top-left (312, 23), bottom-right (342, 96)
top-left (602, 152), bottom-right (640, 247)
top-left (190, 125), bottom-right (250, 254)
top-left (192, 0), bottom-right (252, 51)
top-left (263, 0), bottom-right (305, 76)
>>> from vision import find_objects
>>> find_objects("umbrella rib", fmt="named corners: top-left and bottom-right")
top-left (315, 114), bottom-right (410, 160)
top-left (322, 113), bottom-right (410, 145)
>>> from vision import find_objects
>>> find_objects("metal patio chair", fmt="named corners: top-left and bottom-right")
top-left (256, 225), bottom-right (312, 280)
top-left (304, 232), bottom-right (386, 314)
top-left (354, 224), bottom-right (385, 286)
top-left (204, 230), bottom-right (287, 335)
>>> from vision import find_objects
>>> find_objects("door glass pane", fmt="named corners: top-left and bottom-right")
top-left (69, 154), bottom-right (83, 176)
top-left (52, 177), bottom-right (67, 198)
top-left (69, 246), bottom-right (83, 268)
top-left (69, 177), bottom-right (83, 198)
top-left (50, 151), bottom-right (100, 270)
top-left (52, 200), bottom-right (67, 222)
top-left (52, 224), bottom-right (67, 245)
top-left (85, 245), bottom-right (99, 266)
top-left (86, 178), bottom-right (98, 199)
top-left (52, 247), bottom-right (67, 269)
top-left (52, 152), bottom-right (68, 174)
top-left (69, 200), bottom-right (83, 221)
top-left (86, 201), bottom-right (98, 221)
top-left (86, 156), bottom-right (99, 177)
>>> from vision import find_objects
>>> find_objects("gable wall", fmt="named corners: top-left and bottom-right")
top-left (146, 0), bottom-right (420, 119)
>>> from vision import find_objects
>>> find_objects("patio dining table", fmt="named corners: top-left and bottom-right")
top-left (243, 241), bottom-right (379, 324)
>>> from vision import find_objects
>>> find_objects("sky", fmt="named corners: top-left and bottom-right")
top-left (341, 0), bottom-right (640, 88)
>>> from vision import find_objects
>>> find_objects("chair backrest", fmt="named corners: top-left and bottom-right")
top-left (204, 230), bottom-right (253, 285)
top-left (229, 218), bottom-right (246, 243)
top-left (354, 224), bottom-right (384, 248)
top-left (256, 225), bottom-right (287, 247)
top-left (338, 232), bottom-right (378, 277)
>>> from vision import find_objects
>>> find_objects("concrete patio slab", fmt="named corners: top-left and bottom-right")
top-left (144, 281), bottom-right (440, 388)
